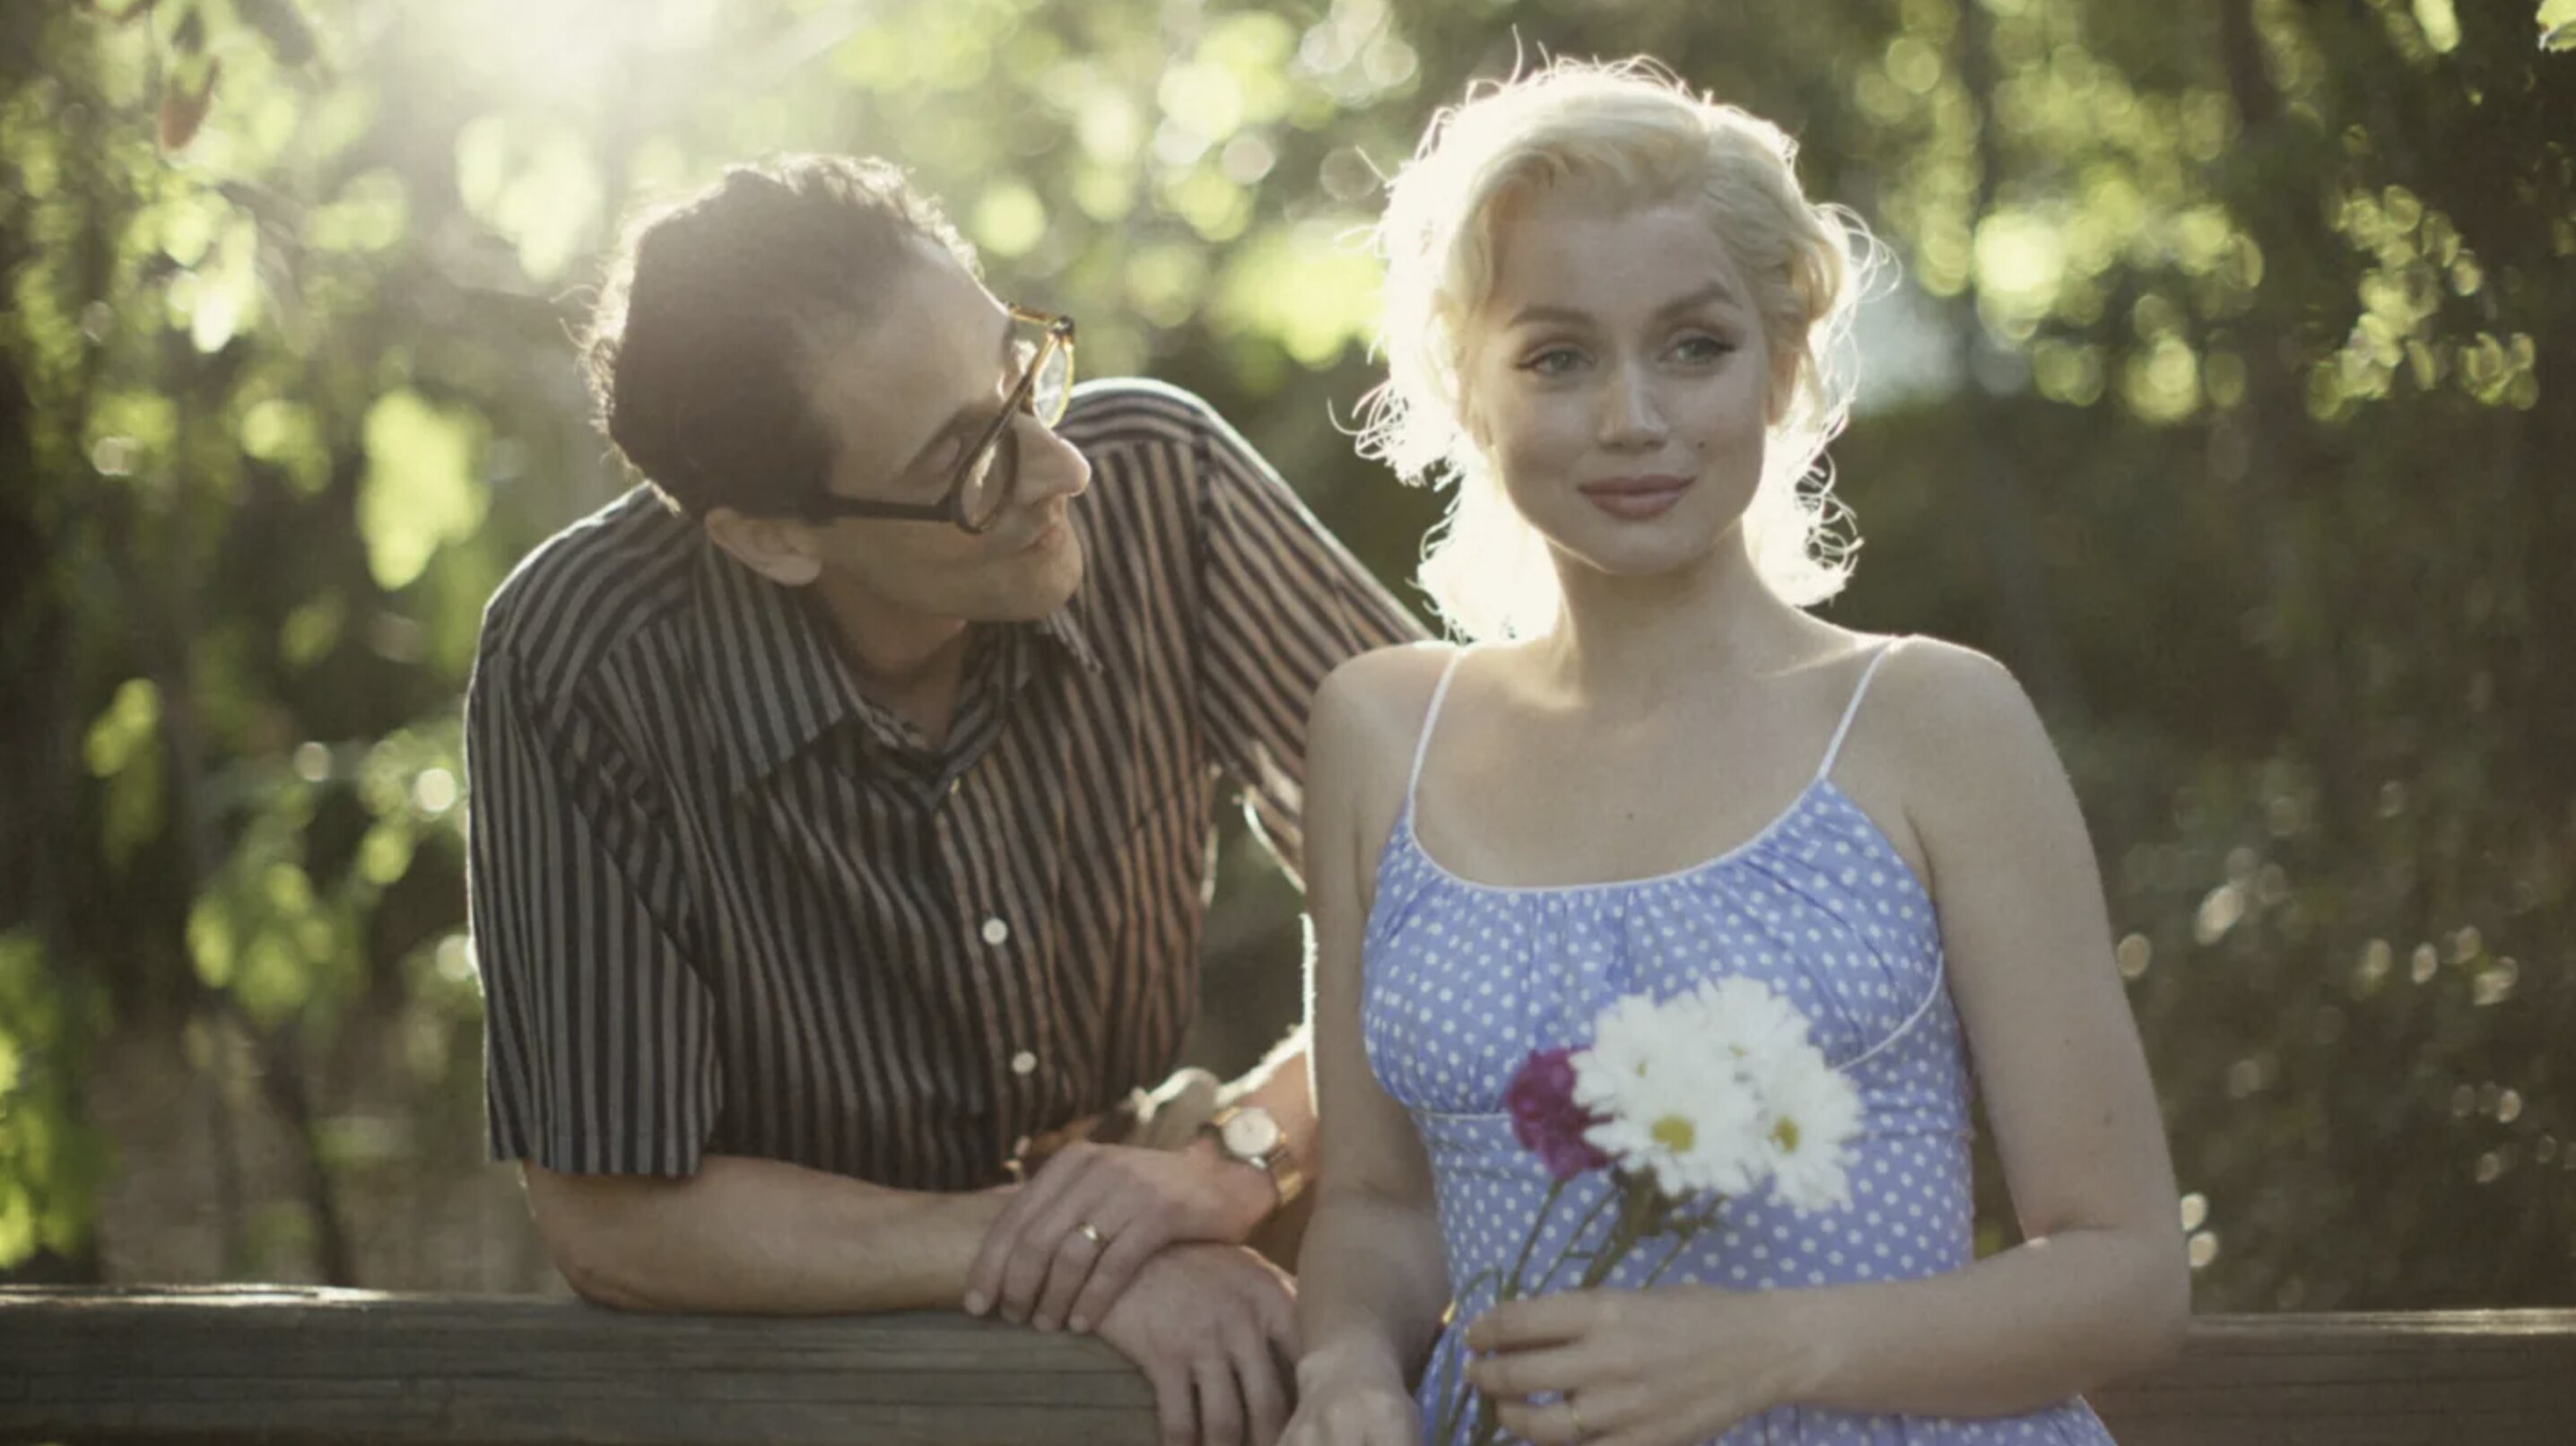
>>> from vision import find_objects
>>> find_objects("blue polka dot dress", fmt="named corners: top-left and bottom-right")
top-left (1361, 644), bottom-right (2117, 1444)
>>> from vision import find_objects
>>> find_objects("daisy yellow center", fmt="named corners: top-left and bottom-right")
top-left (1771, 1117), bottom-right (1803, 1154)
top-left (1651, 1115), bottom-right (1697, 1154)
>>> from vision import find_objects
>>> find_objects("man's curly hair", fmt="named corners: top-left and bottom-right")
top-left (580, 154), bottom-right (980, 518)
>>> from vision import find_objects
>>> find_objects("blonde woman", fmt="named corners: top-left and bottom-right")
top-left (1284, 61), bottom-right (2184, 1446)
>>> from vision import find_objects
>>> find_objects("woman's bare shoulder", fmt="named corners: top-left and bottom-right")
top-left (1310, 642), bottom-right (1463, 812)
top-left (1858, 635), bottom-right (2075, 852)
top-left (1869, 636), bottom-right (2047, 755)
top-left (1314, 642), bottom-right (1461, 745)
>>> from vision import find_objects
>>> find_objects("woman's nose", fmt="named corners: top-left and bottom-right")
top-left (1597, 362), bottom-right (1669, 448)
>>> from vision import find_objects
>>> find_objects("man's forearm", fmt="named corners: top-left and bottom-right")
top-left (527, 1153), bottom-right (1007, 1314)
top-left (1217, 1028), bottom-right (1318, 1192)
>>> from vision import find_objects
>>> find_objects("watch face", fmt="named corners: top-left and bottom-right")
top-left (1221, 1107), bottom-right (1281, 1159)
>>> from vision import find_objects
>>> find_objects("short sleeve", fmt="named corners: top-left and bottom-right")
top-left (1188, 397), bottom-right (1426, 883)
top-left (464, 644), bottom-right (721, 1177)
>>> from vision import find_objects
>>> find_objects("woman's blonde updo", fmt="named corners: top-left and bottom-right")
top-left (1362, 58), bottom-right (1876, 641)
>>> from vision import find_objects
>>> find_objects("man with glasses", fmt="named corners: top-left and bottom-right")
top-left (463, 155), bottom-right (1421, 1444)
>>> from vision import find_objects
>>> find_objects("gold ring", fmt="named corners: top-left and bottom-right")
top-left (1563, 1398), bottom-right (1588, 1441)
top-left (1073, 1221), bottom-right (1106, 1248)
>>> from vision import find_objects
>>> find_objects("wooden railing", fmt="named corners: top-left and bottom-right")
top-left (4, 1287), bottom-right (2572, 1444)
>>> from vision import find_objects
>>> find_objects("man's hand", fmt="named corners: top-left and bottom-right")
top-left (965, 1137), bottom-right (1275, 1331)
top-left (1092, 1242), bottom-right (1299, 1446)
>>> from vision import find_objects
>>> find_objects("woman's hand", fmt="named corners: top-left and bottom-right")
top-left (965, 1137), bottom-right (1275, 1332)
top-left (1281, 1341), bottom-right (1421, 1446)
top-left (1465, 1286), bottom-right (1817, 1446)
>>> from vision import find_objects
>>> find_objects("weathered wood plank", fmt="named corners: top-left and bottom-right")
top-left (0, 1287), bottom-right (1157, 1446)
top-left (3, 1288), bottom-right (2571, 1445)
top-left (2087, 1309), bottom-right (2576, 1446)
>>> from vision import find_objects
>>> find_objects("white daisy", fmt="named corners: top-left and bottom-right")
top-left (1582, 1050), bottom-right (1769, 1198)
top-left (1758, 1045), bottom-right (1864, 1214)
top-left (1577, 990), bottom-right (1778, 1198)
top-left (1689, 975), bottom-right (1811, 1072)
top-left (1569, 977), bottom-right (1860, 1208)
top-left (1571, 992), bottom-right (1685, 1110)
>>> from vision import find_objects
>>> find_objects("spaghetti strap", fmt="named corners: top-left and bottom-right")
top-left (1815, 638), bottom-right (1908, 782)
top-left (1406, 649), bottom-right (1471, 815)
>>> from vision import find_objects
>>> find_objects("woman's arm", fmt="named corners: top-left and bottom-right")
top-left (1287, 653), bottom-right (1456, 1437)
top-left (1777, 640), bottom-right (2189, 1414)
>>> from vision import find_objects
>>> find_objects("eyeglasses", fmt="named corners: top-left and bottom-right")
top-left (802, 305), bottom-right (1076, 535)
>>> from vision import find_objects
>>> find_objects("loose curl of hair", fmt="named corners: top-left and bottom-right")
top-left (1360, 59), bottom-right (1878, 641)
top-left (580, 154), bottom-right (979, 519)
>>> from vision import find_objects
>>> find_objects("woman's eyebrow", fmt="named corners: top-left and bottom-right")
top-left (1504, 280), bottom-right (1744, 332)
top-left (1504, 302), bottom-right (1594, 331)
top-left (1655, 280), bottom-right (1744, 318)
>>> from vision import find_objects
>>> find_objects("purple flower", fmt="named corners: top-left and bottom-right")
top-left (1505, 1047), bottom-right (1612, 1181)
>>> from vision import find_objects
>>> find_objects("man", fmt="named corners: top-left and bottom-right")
top-left (463, 154), bottom-right (1422, 1445)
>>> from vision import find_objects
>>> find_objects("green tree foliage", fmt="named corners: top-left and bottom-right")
top-left (1, 0), bottom-right (2568, 1308)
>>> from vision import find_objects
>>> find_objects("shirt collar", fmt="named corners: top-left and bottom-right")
top-left (692, 543), bottom-right (1104, 795)
top-left (1033, 602), bottom-right (1105, 678)
top-left (692, 544), bottom-right (870, 796)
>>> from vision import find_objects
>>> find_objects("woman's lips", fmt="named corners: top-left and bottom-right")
top-left (1578, 474), bottom-right (1693, 520)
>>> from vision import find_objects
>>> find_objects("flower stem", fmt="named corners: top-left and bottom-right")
top-left (1501, 1177), bottom-right (1569, 1300)
top-left (1536, 1180), bottom-right (1621, 1292)
top-left (1641, 1199), bottom-right (1725, 1288)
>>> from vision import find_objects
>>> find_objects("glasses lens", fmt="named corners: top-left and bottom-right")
top-left (1032, 336), bottom-right (1074, 425)
top-left (958, 424), bottom-right (1014, 531)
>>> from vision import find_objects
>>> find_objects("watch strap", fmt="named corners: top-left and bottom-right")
top-left (1205, 1106), bottom-right (1305, 1210)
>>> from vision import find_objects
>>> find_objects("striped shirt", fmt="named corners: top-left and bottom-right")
top-left (466, 379), bottom-right (1423, 1191)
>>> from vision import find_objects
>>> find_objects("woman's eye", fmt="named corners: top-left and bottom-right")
top-left (1673, 334), bottom-right (1735, 362)
top-left (1519, 346), bottom-right (1584, 376)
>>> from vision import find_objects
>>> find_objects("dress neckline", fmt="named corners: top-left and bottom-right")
top-left (1391, 639), bottom-right (1912, 898)
top-left (1397, 773), bottom-right (1864, 897)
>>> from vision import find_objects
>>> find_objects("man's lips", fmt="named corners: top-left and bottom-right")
top-left (1009, 513), bottom-right (1069, 551)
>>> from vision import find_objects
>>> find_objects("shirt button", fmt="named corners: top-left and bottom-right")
top-left (948, 777), bottom-right (962, 797)
top-left (1010, 1050), bottom-right (1038, 1076)
top-left (980, 917), bottom-right (1010, 946)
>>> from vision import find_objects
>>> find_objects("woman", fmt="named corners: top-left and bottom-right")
top-left (1284, 61), bottom-right (2185, 1446)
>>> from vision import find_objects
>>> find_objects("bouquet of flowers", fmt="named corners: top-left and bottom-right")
top-left (1432, 976), bottom-right (1864, 1446)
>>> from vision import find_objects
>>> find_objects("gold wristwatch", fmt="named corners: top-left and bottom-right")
top-left (1203, 1104), bottom-right (1305, 1211)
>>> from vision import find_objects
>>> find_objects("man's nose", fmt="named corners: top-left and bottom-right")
top-left (1017, 414), bottom-right (1092, 501)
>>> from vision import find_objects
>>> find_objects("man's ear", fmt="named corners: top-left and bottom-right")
top-left (705, 506), bottom-right (825, 588)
